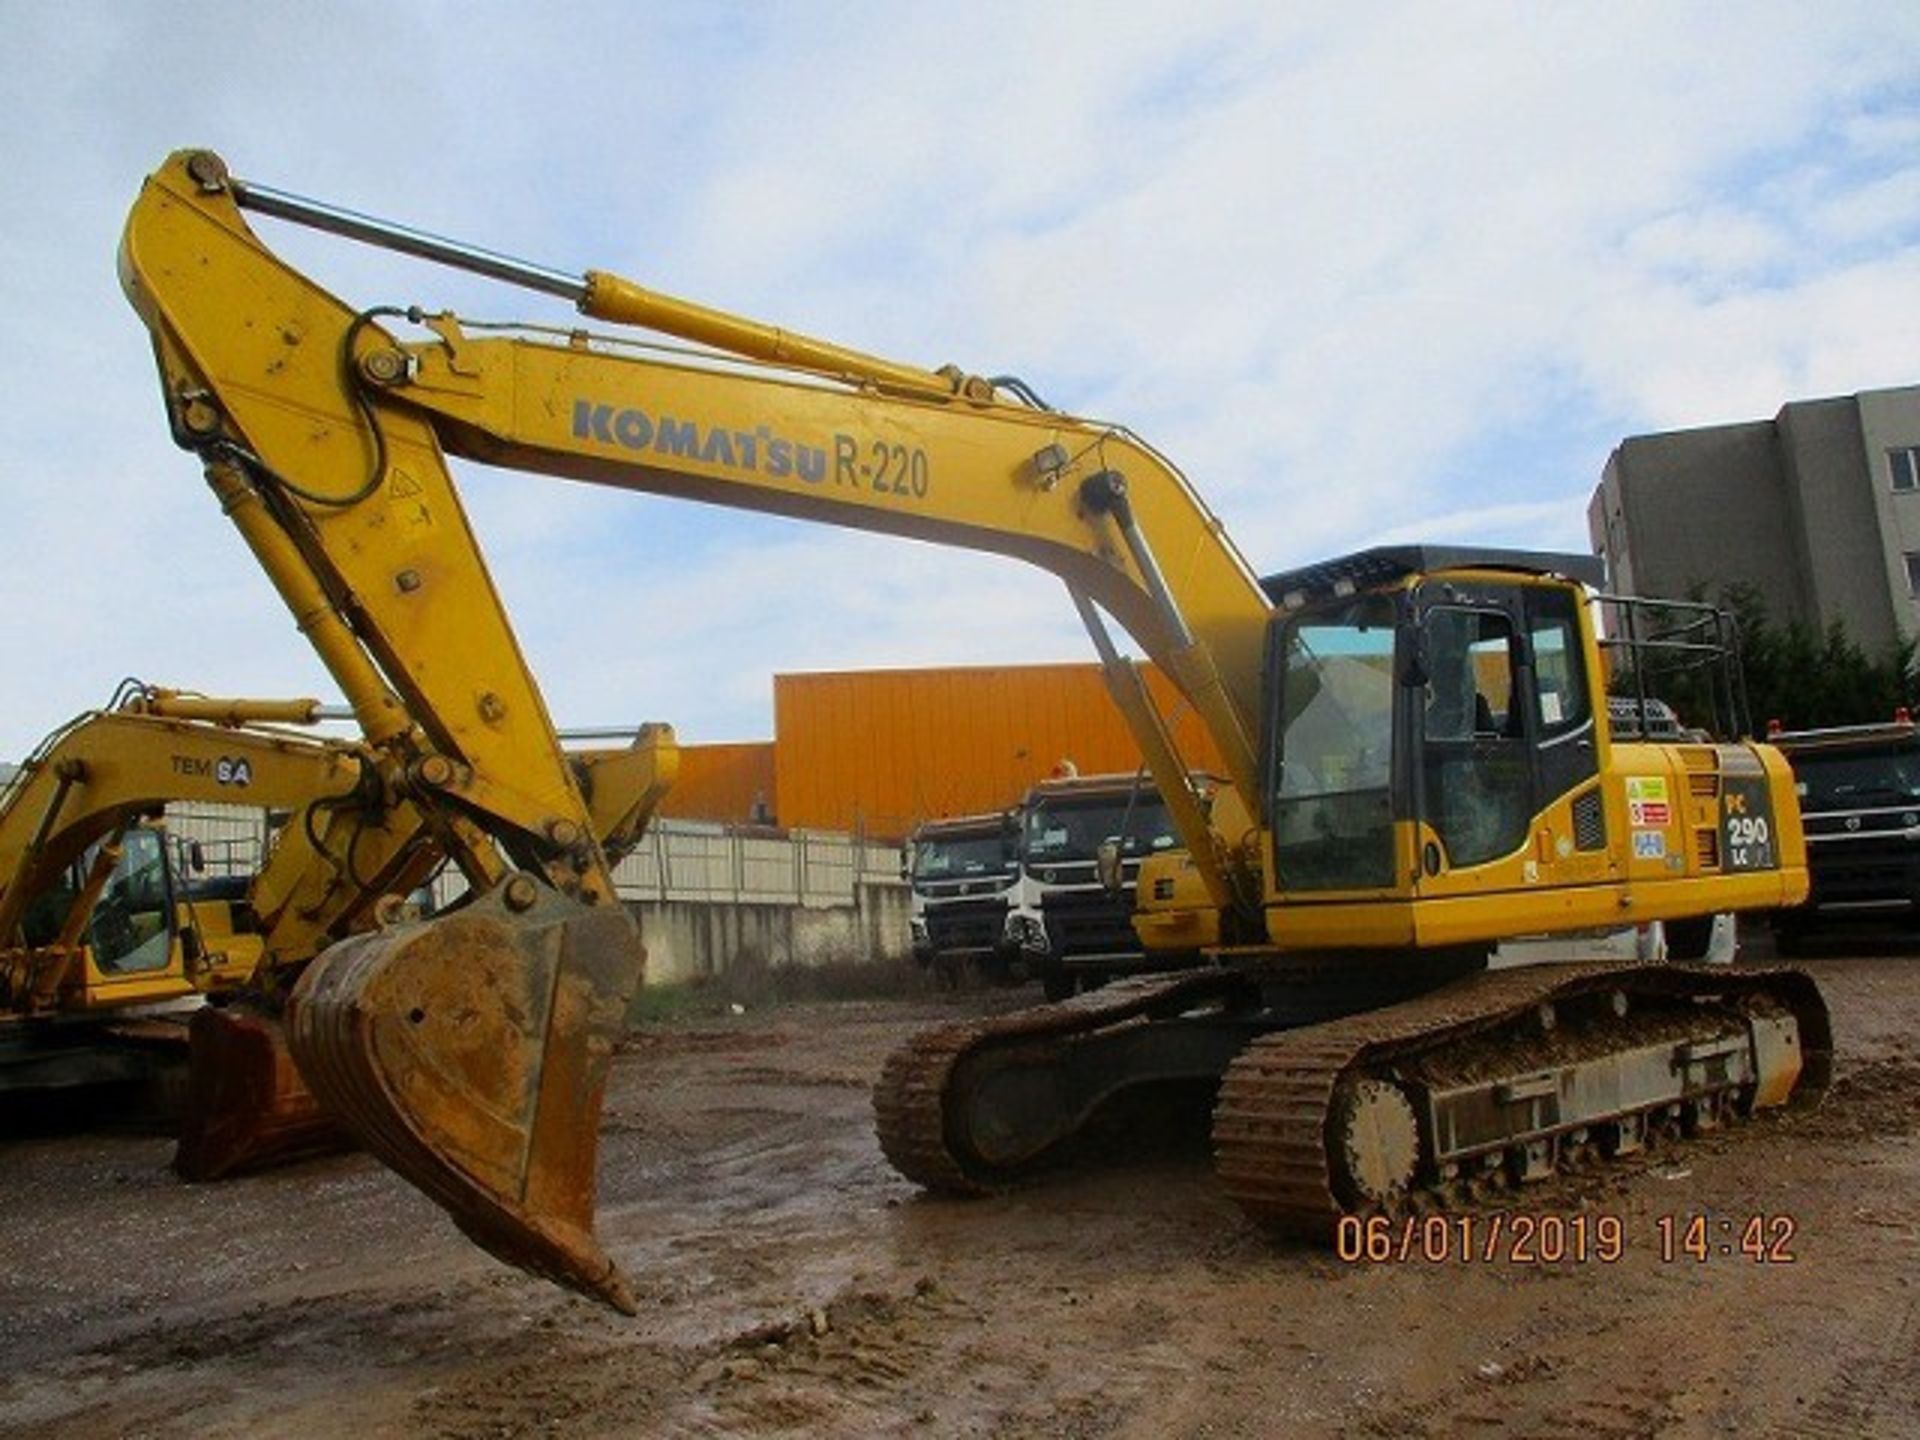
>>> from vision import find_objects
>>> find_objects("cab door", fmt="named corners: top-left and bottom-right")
top-left (1522, 583), bottom-right (1601, 814)
top-left (1413, 585), bottom-right (1535, 879)
top-left (1412, 578), bottom-right (1602, 890)
top-left (84, 826), bottom-right (179, 977)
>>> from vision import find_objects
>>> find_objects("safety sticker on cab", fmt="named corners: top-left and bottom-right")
top-left (1626, 776), bottom-right (1671, 827)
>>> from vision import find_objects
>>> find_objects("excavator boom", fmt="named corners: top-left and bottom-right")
top-left (1, 701), bottom-right (397, 988)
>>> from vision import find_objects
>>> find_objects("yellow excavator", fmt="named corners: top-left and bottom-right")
top-left (0, 688), bottom-right (423, 1169)
top-left (115, 149), bottom-right (1829, 1312)
top-left (0, 683), bottom-right (677, 1177)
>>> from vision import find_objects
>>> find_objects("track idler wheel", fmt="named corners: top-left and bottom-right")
top-left (1328, 1077), bottom-right (1420, 1211)
top-left (286, 880), bottom-right (644, 1313)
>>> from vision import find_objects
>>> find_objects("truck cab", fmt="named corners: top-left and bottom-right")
top-left (1769, 715), bottom-right (1920, 946)
top-left (905, 811), bottom-right (1023, 984)
top-left (1012, 773), bottom-right (1207, 999)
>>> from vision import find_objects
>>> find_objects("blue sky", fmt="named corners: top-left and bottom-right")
top-left (1, 2), bottom-right (1916, 757)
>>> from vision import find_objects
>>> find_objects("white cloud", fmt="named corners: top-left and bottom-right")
top-left (1, 2), bottom-right (1917, 758)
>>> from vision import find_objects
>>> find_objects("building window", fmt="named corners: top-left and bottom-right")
top-left (1891, 446), bottom-right (1920, 493)
top-left (1906, 552), bottom-right (1920, 595)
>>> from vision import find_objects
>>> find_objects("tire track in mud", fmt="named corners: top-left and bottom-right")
top-left (410, 1337), bottom-right (694, 1439)
top-left (402, 1277), bottom-right (973, 1439)
top-left (1782, 1297), bottom-right (1920, 1440)
top-left (1348, 1357), bottom-right (1682, 1440)
top-left (0, 1280), bottom-right (608, 1440)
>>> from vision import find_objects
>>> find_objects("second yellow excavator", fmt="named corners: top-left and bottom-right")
top-left (1, 687), bottom-right (421, 1165)
top-left (1, 683), bottom-right (677, 1179)
top-left (114, 149), bottom-right (1829, 1311)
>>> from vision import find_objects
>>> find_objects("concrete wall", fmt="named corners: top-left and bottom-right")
top-left (1778, 397), bottom-right (1898, 653)
top-left (1858, 384), bottom-right (1920, 642)
top-left (630, 883), bottom-right (911, 987)
top-left (1597, 420), bottom-right (1810, 621)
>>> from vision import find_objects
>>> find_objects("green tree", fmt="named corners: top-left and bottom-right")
top-left (1607, 584), bottom-right (1917, 737)
top-left (1697, 584), bottom-right (1914, 734)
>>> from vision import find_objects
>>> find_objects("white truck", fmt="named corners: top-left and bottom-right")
top-left (905, 811), bottom-right (1024, 984)
top-left (1011, 772), bottom-right (1209, 999)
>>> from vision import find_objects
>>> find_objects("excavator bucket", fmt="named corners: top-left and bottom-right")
top-left (174, 1003), bottom-right (347, 1180)
top-left (286, 883), bottom-right (645, 1313)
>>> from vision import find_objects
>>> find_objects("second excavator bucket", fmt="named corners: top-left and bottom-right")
top-left (174, 1003), bottom-right (347, 1180)
top-left (286, 882), bottom-right (645, 1313)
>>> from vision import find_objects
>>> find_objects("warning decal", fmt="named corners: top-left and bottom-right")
top-left (1626, 776), bottom-right (1671, 827)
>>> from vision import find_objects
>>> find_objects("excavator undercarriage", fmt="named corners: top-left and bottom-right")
top-left (877, 957), bottom-right (1830, 1235)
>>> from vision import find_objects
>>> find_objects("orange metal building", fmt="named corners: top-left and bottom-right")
top-left (772, 662), bottom-right (1223, 838)
top-left (658, 662), bottom-right (1224, 838)
top-left (657, 741), bottom-right (777, 826)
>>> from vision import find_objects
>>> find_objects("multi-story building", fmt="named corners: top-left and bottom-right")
top-left (1589, 384), bottom-right (1920, 652)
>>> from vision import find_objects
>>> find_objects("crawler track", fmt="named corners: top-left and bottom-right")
top-left (876, 962), bottom-right (1832, 1243)
top-left (874, 970), bottom-right (1256, 1193)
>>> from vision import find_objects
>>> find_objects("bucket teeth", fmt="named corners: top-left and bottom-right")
top-left (286, 883), bottom-right (644, 1313)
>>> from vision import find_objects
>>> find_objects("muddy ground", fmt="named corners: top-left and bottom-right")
top-left (1, 945), bottom-right (1917, 1439)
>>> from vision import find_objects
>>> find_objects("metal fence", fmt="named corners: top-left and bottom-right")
top-left (165, 802), bottom-right (271, 878)
top-left (608, 821), bottom-right (904, 906)
top-left (158, 804), bottom-right (907, 911)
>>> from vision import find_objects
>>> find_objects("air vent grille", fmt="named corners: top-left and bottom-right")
top-left (1695, 829), bottom-right (1720, 870)
top-left (1572, 789), bottom-right (1606, 851)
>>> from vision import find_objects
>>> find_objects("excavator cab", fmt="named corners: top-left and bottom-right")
top-left (1260, 546), bottom-right (1797, 950)
top-left (1411, 570), bottom-right (1600, 872)
top-left (49, 822), bottom-right (263, 1001)
top-left (16, 823), bottom-right (179, 981)
top-left (1266, 547), bottom-right (1604, 898)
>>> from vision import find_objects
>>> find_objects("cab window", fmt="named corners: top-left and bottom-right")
top-left (1421, 605), bottom-right (1531, 868)
top-left (1270, 594), bottom-right (1398, 890)
top-left (1423, 608), bottom-right (1518, 740)
top-left (87, 828), bottom-right (174, 974)
top-left (1528, 589), bottom-right (1591, 738)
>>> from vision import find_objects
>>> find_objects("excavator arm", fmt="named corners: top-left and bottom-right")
top-left (1, 693), bottom-right (677, 1002)
top-left (120, 152), bottom-right (1270, 909)
top-left (0, 698), bottom-right (409, 999)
